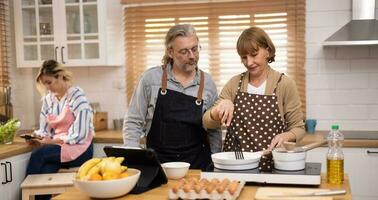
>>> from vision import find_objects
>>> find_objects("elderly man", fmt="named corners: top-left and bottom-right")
top-left (123, 24), bottom-right (221, 170)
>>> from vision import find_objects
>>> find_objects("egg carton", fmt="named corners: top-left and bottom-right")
top-left (168, 179), bottom-right (245, 200)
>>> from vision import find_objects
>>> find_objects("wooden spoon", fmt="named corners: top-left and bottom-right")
top-left (279, 140), bottom-right (327, 153)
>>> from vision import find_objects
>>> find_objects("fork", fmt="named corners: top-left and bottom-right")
top-left (228, 127), bottom-right (244, 160)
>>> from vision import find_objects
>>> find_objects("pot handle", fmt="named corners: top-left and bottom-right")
top-left (302, 140), bottom-right (327, 151)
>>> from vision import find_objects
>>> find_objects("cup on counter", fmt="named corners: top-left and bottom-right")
top-left (305, 119), bottom-right (317, 134)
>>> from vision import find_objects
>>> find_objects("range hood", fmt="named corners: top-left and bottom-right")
top-left (323, 0), bottom-right (378, 46)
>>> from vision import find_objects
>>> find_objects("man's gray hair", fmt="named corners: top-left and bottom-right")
top-left (162, 24), bottom-right (198, 66)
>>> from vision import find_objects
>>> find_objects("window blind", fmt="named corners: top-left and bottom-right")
top-left (0, 0), bottom-right (9, 89)
top-left (123, 0), bottom-right (306, 115)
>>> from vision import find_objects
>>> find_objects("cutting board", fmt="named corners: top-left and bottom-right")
top-left (254, 187), bottom-right (333, 200)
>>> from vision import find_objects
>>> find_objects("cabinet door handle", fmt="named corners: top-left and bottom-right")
top-left (61, 46), bottom-right (66, 64)
top-left (367, 150), bottom-right (378, 154)
top-left (1, 162), bottom-right (7, 184)
top-left (55, 46), bottom-right (59, 61)
top-left (6, 161), bottom-right (12, 183)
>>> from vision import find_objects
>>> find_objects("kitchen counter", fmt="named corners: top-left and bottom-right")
top-left (0, 136), bottom-right (33, 160)
top-left (53, 170), bottom-right (352, 200)
top-left (299, 131), bottom-right (378, 147)
top-left (0, 130), bottom-right (122, 160)
top-left (1, 130), bottom-right (377, 160)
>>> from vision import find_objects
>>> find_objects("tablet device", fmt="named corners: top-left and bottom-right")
top-left (19, 134), bottom-right (42, 140)
top-left (103, 146), bottom-right (168, 194)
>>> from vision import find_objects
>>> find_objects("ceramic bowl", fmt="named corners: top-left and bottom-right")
top-left (211, 151), bottom-right (262, 170)
top-left (74, 168), bottom-right (140, 198)
top-left (272, 149), bottom-right (306, 171)
top-left (161, 162), bottom-right (190, 179)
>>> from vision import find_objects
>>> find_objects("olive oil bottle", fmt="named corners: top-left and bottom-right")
top-left (327, 124), bottom-right (344, 184)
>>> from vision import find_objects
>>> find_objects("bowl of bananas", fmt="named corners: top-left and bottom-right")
top-left (74, 157), bottom-right (140, 198)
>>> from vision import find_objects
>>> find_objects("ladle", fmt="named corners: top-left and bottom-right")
top-left (278, 140), bottom-right (327, 153)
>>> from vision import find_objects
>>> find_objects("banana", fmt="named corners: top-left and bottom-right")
top-left (115, 157), bottom-right (124, 164)
top-left (83, 165), bottom-right (101, 180)
top-left (107, 156), bottom-right (116, 161)
top-left (76, 158), bottom-right (102, 179)
top-left (97, 157), bottom-right (110, 170)
top-left (121, 165), bottom-right (128, 172)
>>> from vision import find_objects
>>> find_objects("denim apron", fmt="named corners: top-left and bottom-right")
top-left (146, 66), bottom-right (211, 170)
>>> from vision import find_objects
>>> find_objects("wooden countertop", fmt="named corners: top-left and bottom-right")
top-left (0, 130), bottom-right (123, 160)
top-left (53, 170), bottom-right (352, 200)
top-left (93, 130), bottom-right (124, 143)
top-left (299, 132), bottom-right (378, 147)
top-left (0, 137), bottom-right (33, 160)
top-left (1, 130), bottom-right (378, 160)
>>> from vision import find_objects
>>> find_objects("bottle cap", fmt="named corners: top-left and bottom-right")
top-left (331, 124), bottom-right (339, 130)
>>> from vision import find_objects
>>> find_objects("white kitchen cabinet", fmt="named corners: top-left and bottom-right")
top-left (0, 152), bottom-right (31, 200)
top-left (14, 0), bottom-right (122, 67)
top-left (306, 147), bottom-right (378, 200)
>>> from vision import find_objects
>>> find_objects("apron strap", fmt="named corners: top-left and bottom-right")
top-left (273, 73), bottom-right (285, 94)
top-left (160, 65), bottom-right (205, 105)
top-left (161, 65), bottom-right (168, 95)
top-left (195, 70), bottom-right (205, 105)
top-left (237, 72), bottom-right (246, 92)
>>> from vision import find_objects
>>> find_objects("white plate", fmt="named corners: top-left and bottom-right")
top-left (211, 152), bottom-right (262, 166)
top-left (214, 162), bottom-right (259, 170)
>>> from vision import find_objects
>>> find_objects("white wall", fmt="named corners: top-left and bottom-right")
top-left (306, 0), bottom-right (378, 131)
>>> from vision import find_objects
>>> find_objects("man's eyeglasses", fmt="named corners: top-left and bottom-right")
top-left (176, 45), bottom-right (201, 56)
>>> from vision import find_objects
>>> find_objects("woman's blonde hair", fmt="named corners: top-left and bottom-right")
top-left (35, 60), bottom-right (73, 96)
top-left (161, 24), bottom-right (199, 66)
top-left (237, 26), bottom-right (276, 63)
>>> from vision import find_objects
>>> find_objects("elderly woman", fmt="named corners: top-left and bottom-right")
top-left (203, 27), bottom-right (305, 170)
top-left (26, 60), bottom-right (93, 200)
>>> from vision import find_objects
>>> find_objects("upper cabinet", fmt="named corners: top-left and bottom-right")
top-left (14, 0), bottom-right (123, 67)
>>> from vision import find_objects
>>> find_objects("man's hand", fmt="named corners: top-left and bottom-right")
top-left (210, 99), bottom-right (234, 126)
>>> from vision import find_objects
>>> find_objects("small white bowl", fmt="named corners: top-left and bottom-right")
top-left (161, 162), bottom-right (190, 179)
top-left (74, 168), bottom-right (140, 198)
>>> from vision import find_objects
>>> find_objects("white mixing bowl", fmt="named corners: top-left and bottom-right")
top-left (161, 162), bottom-right (190, 179)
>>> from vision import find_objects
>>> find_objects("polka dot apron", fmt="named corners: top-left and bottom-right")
top-left (223, 73), bottom-right (286, 171)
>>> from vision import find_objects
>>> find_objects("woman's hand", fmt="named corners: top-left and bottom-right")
top-left (210, 99), bottom-right (234, 126)
top-left (268, 132), bottom-right (296, 151)
top-left (40, 137), bottom-right (63, 145)
top-left (26, 139), bottom-right (42, 147)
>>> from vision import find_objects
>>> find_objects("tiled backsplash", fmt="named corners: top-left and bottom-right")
top-left (306, 0), bottom-right (378, 130)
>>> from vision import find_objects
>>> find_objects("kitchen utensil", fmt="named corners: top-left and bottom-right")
top-left (228, 127), bottom-right (244, 160)
top-left (276, 140), bottom-right (327, 153)
top-left (268, 189), bottom-right (346, 197)
top-left (254, 187), bottom-right (345, 200)
top-left (272, 141), bottom-right (327, 171)
top-left (4, 86), bottom-right (12, 119)
top-left (233, 136), bottom-right (244, 160)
